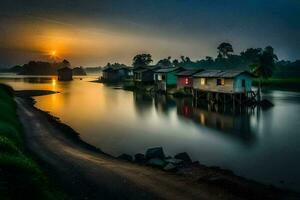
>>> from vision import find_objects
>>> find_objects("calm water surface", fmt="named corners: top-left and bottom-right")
top-left (1, 74), bottom-right (300, 191)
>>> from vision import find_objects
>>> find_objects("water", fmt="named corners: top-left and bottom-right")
top-left (1, 74), bottom-right (300, 191)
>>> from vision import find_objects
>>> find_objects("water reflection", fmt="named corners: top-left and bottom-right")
top-left (175, 98), bottom-right (256, 145)
top-left (154, 95), bottom-right (176, 116)
top-left (133, 92), bottom-right (153, 116)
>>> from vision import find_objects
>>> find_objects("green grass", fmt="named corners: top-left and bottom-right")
top-left (0, 84), bottom-right (65, 200)
top-left (253, 77), bottom-right (300, 91)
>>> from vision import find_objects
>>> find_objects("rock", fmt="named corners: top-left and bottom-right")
top-left (163, 163), bottom-right (177, 171)
top-left (174, 152), bottom-right (192, 163)
top-left (147, 158), bottom-right (167, 168)
top-left (145, 147), bottom-right (165, 160)
top-left (165, 158), bottom-right (183, 165)
top-left (118, 154), bottom-right (133, 162)
top-left (134, 153), bottom-right (146, 163)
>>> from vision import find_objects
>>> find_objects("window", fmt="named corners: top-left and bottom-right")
top-left (217, 78), bottom-right (225, 86)
top-left (242, 79), bottom-right (246, 87)
top-left (200, 78), bottom-right (206, 85)
top-left (185, 78), bottom-right (189, 85)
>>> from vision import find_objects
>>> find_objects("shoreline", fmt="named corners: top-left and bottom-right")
top-left (16, 89), bottom-right (299, 199)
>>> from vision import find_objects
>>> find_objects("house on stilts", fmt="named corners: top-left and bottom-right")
top-left (153, 67), bottom-right (183, 92)
top-left (192, 70), bottom-right (256, 105)
top-left (101, 66), bottom-right (133, 83)
top-left (133, 66), bottom-right (161, 86)
top-left (176, 68), bottom-right (204, 93)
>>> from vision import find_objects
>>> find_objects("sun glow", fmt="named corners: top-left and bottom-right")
top-left (49, 50), bottom-right (59, 60)
top-left (52, 78), bottom-right (56, 90)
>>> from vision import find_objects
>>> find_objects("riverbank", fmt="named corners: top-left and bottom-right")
top-left (0, 84), bottom-right (65, 200)
top-left (253, 77), bottom-right (300, 91)
top-left (15, 89), bottom-right (298, 199)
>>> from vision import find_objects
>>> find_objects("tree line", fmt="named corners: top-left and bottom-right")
top-left (106, 42), bottom-right (296, 80)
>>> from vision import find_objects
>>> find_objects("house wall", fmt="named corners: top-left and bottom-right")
top-left (193, 74), bottom-right (252, 93)
top-left (233, 74), bottom-right (252, 92)
top-left (142, 71), bottom-right (155, 82)
top-left (58, 70), bottom-right (73, 81)
top-left (103, 71), bottom-right (119, 82)
top-left (193, 77), bottom-right (234, 93)
top-left (177, 76), bottom-right (193, 89)
top-left (166, 72), bottom-right (177, 86)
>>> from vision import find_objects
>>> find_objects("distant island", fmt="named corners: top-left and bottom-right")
top-left (1, 59), bottom-right (87, 76)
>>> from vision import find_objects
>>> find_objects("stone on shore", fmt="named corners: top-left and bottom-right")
top-left (165, 158), bottom-right (183, 165)
top-left (134, 153), bottom-right (146, 163)
top-left (145, 147), bottom-right (165, 160)
top-left (118, 154), bottom-right (133, 162)
top-left (174, 152), bottom-right (192, 163)
top-left (163, 163), bottom-right (177, 171)
top-left (147, 158), bottom-right (167, 168)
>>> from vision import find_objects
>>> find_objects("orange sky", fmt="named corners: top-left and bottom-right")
top-left (1, 16), bottom-right (214, 67)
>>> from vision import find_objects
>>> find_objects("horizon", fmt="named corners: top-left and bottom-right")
top-left (1, 0), bottom-right (300, 68)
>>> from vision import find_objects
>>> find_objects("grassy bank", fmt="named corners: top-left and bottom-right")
top-left (0, 84), bottom-right (64, 200)
top-left (253, 77), bottom-right (300, 91)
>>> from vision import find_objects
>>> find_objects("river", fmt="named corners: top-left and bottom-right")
top-left (1, 74), bottom-right (300, 192)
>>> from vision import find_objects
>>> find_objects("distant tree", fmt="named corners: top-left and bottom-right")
top-left (241, 48), bottom-right (262, 64)
top-left (217, 42), bottom-right (234, 58)
top-left (62, 59), bottom-right (71, 68)
top-left (172, 59), bottom-right (179, 67)
top-left (251, 46), bottom-right (277, 79)
top-left (157, 56), bottom-right (172, 67)
top-left (205, 56), bottom-right (214, 65)
top-left (250, 46), bottom-right (278, 100)
top-left (103, 62), bottom-right (128, 71)
top-left (180, 56), bottom-right (191, 64)
top-left (132, 54), bottom-right (153, 68)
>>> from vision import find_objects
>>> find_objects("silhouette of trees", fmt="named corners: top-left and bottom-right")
top-left (132, 54), bottom-right (153, 68)
top-left (250, 46), bottom-right (278, 98)
top-left (250, 46), bottom-right (277, 79)
top-left (157, 56), bottom-right (172, 67)
top-left (62, 59), bottom-right (71, 68)
top-left (104, 62), bottom-right (128, 69)
top-left (241, 48), bottom-right (262, 64)
top-left (217, 42), bottom-right (234, 58)
top-left (18, 59), bottom-right (73, 75)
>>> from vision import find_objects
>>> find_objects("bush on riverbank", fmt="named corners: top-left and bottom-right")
top-left (0, 84), bottom-right (65, 200)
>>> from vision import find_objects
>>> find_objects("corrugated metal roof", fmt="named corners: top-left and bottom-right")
top-left (133, 66), bottom-right (160, 72)
top-left (155, 67), bottom-right (182, 73)
top-left (176, 69), bottom-right (203, 76)
top-left (193, 70), bottom-right (252, 78)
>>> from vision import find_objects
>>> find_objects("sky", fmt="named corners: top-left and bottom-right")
top-left (0, 0), bottom-right (300, 68)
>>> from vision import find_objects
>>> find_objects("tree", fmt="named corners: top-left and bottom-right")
top-left (157, 56), bottom-right (172, 67)
top-left (172, 59), bottom-right (179, 67)
top-left (217, 42), bottom-right (234, 58)
top-left (132, 54), bottom-right (153, 68)
top-left (241, 48), bottom-right (262, 64)
top-left (250, 46), bottom-right (278, 100)
top-left (62, 59), bottom-right (71, 68)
